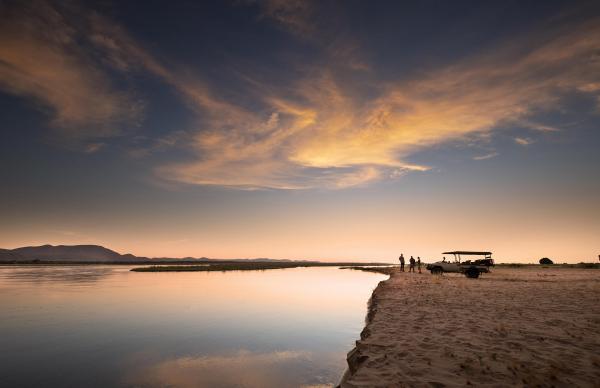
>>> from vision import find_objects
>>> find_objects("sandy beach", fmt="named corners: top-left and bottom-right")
top-left (341, 267), bottom-right (600, 387)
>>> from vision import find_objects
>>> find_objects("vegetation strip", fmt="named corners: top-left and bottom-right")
top-left (131, 262), bottom-right (389, 272)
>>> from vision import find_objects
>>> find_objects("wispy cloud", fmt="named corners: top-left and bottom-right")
top-left (577, 82), bottom-right (600, 93)
top-left (0, 2), bottom-right (141, 139)
top-left (473, 152), bottom-right (499, 161)
top-left (256, 0), bottom-right (316, 38)
top-left (252, 0), bottom-right (370, 71)
top-left (84, 143), bottom-right (105, 154)
top-left (2, 2), bottom-right (598, 189)
top-left (156, 14), bottom-right (600, 189)
top-left (0, 1), bottom-right (234, 150)
top-left (520, 120), bottom-right (561, 132)
top-left (515, 137), bottom-right (534, 146)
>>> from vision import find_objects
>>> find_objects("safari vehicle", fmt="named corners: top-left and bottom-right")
top-left (426, 251), bottom-right (494, 278)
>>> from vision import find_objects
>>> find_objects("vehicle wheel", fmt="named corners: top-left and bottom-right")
top-left (431, 267), bottom-right (443, 275)
top-left (465, 267), bottom-right (480, 279)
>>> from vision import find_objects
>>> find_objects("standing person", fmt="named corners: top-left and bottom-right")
top-left (409, 256), bottom-right (415, 273)
top-left (399, 254), bottom-right (405, 272)
top-left (417, 257), bottom-right (422, 273)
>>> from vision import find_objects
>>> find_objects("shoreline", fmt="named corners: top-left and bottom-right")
top-left (339, 267), bottom-right (600, 387)
top-left (338, 271), bottom-right (392, 388)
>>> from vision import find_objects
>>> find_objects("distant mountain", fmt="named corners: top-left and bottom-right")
top-left (0, 248), bottom-right (24, 261)
top-left (0, 244), bottom-right (323, 264)
top-left (4, 244), bottom-right (149, 262)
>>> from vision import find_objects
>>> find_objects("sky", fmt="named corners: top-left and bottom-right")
top-left (0, 0), bottom-right (599, 263)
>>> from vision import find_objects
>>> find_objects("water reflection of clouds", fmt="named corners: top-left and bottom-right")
top-left (124, 349), bottom-right (342, 388)
top-left (0, 266), bottom-right (116, 285)
top-left (0, 267), bottom-right (380, 386)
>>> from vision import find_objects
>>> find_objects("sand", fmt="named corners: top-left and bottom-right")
top-left (340, 267), bottom-right (600, 387)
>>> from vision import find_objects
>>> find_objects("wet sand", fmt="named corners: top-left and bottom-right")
top-left (340, 267), bottom-right (600, 387)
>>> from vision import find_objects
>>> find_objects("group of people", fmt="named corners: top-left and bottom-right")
top-left (398, 253), bottom-right (422, 273)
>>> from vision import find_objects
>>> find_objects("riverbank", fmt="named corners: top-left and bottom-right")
top-left (340, 267), bottom-right (600, 387)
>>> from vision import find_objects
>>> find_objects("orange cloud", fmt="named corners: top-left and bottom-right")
top-left (156, 17), bottom-right (599, 189)
top-left (515, 137), bottom-right (534, 146)
top-left (0, 2), bottom-right (140, 138)
top-left (3, 2), bottom-right (597, 189)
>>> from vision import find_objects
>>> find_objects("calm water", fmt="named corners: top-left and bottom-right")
top-left (0, 265), bottom-right (386, 388)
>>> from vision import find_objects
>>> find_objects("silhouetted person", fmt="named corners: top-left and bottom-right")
top-left (417, 257), bottom-right (422, 273)
top-left (399, 254), bottom-right (405, 272)
top-left (442, 256), bottom-right (447, 262)
top-left (409, 256), bottom-right (415, 273)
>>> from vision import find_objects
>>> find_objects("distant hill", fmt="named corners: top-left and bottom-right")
top-left (3, 244), bottom-right (149, 263)
top-left (0, 244), bottom-right (296, 263)
top-left (0, 248), bottom-right (24, 261)
top-left (0, 244), bottom-right (376, 264)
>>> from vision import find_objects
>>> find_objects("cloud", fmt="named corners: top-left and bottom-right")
top-left (156, 15), bottom-right (600, 189)
top-left (155, 71), bottom-right (431, 189)
top-left (2, 2), bottom-right (598, 189)
top-left (473, 152), bottom-right (499, 161)
top-left (257, 0), bottom-right (316, 38)
top-left (88, 12), bottom-right (263, 140)
top-left (84, 143), bottom-right (105, 153)
top-left (0, 2), bottom-right (141, 138)
top-left (0, 1), bottom-right (234, 147)
top-left (520, 121), bottom-right (561, 132)
top-left (577, 82), bottom-right (600, 93)
top-left (514, 137), bottom-right (534, 146)
top-left (251, 0), bottom-right (370, 72)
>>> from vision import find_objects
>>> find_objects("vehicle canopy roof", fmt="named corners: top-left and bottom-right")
top-left (443, 251), bottom-right (492, 255)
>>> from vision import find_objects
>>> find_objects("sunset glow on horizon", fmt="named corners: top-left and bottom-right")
top-left (1, 1), bottom-right (599, 262)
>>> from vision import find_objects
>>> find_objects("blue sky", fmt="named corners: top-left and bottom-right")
top-left (0, 0), bottom-right (599, 261)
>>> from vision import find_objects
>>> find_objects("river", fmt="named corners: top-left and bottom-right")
top-left (0, 265), bottom-right (386, 387)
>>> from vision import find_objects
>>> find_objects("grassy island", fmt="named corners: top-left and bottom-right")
top-left (131, 261), bottom-right (390, 272)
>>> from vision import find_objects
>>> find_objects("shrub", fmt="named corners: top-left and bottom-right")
top-left (539, 257), bottom-right (553, 265)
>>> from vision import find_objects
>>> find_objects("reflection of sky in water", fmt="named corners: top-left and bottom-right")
top-left (0, 265), bottom-right (116, 284)
top-left (0, 266), bottom-right (385, 387)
